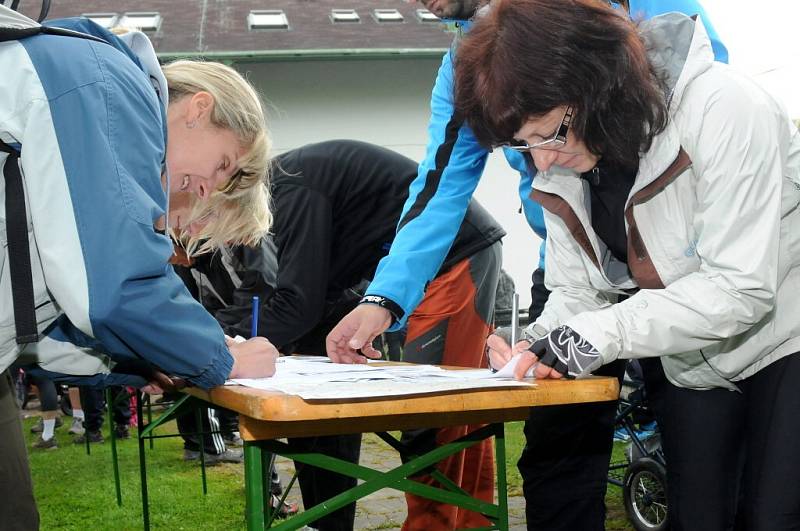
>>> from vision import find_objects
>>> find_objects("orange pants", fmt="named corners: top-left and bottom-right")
top-left (401, 243), bottom-right (500, 530)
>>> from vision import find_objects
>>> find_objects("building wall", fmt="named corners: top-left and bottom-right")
top-left (239, 57), bottom-right (543, 307)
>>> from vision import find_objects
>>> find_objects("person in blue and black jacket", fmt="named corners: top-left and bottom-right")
top-left (327, 1), bottom-right (727, 529)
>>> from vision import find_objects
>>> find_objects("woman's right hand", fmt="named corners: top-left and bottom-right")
top-left (228, 337), bottom-right (279, 379)
top-left (486, 332), bottom-right (531, 371)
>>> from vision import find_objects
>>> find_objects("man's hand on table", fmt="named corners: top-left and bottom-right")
top-left (228, 336), bottom-right (279, 379)
top-left (326, 304), bottom-right (392, 364)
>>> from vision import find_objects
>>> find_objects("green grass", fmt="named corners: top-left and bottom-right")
top-left (26, 417), bottom-right (633, 530)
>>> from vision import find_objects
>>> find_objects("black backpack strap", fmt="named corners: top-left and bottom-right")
top-left (1, 140), bottom-right (39, 344)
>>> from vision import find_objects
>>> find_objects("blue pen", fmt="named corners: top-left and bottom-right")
top-left (250, 296), bottom-right (260, 338)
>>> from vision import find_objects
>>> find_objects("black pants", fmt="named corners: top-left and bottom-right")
top-left (289, 433), bottom-right (362, 531)
top-left (79, 386), bottom-right (131, 432)
top-left (646, 352), bottom-right (800, 531)
top-left (0, 370), bottom-right (39, 530)
top-left (169, 395), bottom-right (238, 455)
top-left (28, 373), bottom-right (58, 413)
top-left (519, 360), bottom-right (625, 530)
top-left (519, 269), bottom-right (625, 531)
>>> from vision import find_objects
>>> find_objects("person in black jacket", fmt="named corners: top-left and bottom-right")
top-left (180, 139), bottom-right (506, 531)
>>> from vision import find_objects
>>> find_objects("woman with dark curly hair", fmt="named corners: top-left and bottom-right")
top-left (457, 0), bottom-right (800, 529)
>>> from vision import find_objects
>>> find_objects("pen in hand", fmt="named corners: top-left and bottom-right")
top-left (251, 295), bottom-right (260, 338)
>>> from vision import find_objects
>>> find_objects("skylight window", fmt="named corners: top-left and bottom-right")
top-left (83, 13), bottom-right (118, 29)
top-left (248, 10), bottom-right (289, 30)
top-left (416, 9), bottom-right (439, 22)
top-left (331, 9), bottom-right (360, 23)
top-left (373, 9), bottom-right (404, 23)
top-left (118, 12), bottom-right (161, 32)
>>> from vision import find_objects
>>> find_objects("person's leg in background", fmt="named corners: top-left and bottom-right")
top-left (288, 433), bottom-right (362, 531)
top-left (76, 386), bottom-right (105, 443)
top-left (519, 268), bottom-right (625, 531)
top-left (0, 370), bottom-right (39, 530)
top-left (401, 241), bottom-right (501, 530)
top-left (67, 387), bottom-right (85, 435)
top-left (109, 386), bottom-right (132, 439)
top-left (519, 360), bottom-right (625, 531)
top-left (167, 392), bottom-right (242, 464)
top-left (28, 373), bottom-right (61, 449)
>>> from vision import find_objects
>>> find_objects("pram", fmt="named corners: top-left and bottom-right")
top-left (608, 368), bottom-right (668, 531)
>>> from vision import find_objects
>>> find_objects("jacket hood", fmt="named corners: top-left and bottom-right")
top-left (640, 12), bottom-right (715, 111)
top-left (0, 4), bottom-right (39, 30)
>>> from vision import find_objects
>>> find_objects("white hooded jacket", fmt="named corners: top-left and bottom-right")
top-left (528, 13), bottom-right (800, 390)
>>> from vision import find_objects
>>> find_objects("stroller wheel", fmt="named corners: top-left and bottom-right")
top-left (623, 457), bottom-right (668, 531)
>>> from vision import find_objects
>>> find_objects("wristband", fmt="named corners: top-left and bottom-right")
top-left (359, 295), bottom-right (405, 324)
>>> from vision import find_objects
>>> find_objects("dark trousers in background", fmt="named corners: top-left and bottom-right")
top-left (643, 352), bottom-right (800, 531)
top-left (289, 433), bottom-right (362, 531)
top-left (520, 267), bottom-right (625, 531)
top-left (0, 370), bottom-right (39, 530)
top-left (171, 398), bottom-right (238, 454)
top-left (79, 386), bottom-right (131, 433)
top-left (519, 360), bottom-right (625, 530)
top-left (28, 372), bottom-right (58, 419)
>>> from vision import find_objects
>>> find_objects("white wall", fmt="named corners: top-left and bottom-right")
top-left (701, 0), bottom-right (800, 118)
top-left (239, 57), bottom-right (541, 306)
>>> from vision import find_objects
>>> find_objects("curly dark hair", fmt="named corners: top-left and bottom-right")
top-left (454, 0), bottom-right (668, 170)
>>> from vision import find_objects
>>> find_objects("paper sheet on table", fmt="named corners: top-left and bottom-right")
top-left (491, 353), bottom-right (537, 379)
top-left (227, 357), bottom-right (535, 399)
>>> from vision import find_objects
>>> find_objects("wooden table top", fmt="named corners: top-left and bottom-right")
top-left (188, 371), bottom-right (619, 441)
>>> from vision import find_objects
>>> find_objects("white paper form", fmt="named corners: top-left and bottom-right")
top-left (491, 353), bottom-right (537, 379)
top-left (227, 357), bottom-right (535, 400)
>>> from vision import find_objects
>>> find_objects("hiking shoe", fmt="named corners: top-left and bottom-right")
top-left (30, 416), bottom-right (63, 434)
top-left (224, 432), bottom-right (244, 448)
top-left (268, 494), bottom-right (299, 519)
top-left (183, 448), bottom-right (244, 465)
top-left (613, 427), bottom-right (631, 442)
top-left (68, 418), bottom-right (85, 435)
top-left (114, 424), bottom-right (131, 440)
top-left (32, 435), bottom-right (58, 450)
top-left (74, 430), bottom-right (104, 444)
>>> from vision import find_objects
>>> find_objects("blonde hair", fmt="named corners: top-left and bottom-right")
top-left (161, 60), bottom-right (273, 254)
top-left (175, 180), bottom-right (272, 256)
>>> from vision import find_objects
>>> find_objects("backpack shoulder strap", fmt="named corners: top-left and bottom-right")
top-left (1, 140), bottom-right (39, 344)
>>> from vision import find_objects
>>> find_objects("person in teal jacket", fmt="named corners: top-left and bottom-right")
top-left (327, 1), bottom-right (727, 529)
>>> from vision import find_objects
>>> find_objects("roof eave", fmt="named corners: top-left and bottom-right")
top-left (157, 47), bottom-right (449, 63)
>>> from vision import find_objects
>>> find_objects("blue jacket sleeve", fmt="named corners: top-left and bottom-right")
top-left (503, 149), bottom-right (547, 269)
top-left (20, 32), bottom-right (232, 389)
top-left (365, 48), bottom-right (490, 328)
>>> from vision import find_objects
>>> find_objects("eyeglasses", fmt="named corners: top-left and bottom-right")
top-left (500, 106), bottom-right (574, 152)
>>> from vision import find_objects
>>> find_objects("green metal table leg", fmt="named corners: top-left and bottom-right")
top-left (195, 407), bottom-right (208, 494)
top-left (147, 394), bottom-right (154, 450)
top-left (264, 452), bottom-right (282, 528)
top-left (107, 387), bottom-right (122, 506)
top-left (263, 425), bottom-right (503, 530)
top-left (494, 424), bottom-right (508, 531)
top-left (136, 391), bottom-right (151, 531)
top-left (244, 441), bottom-right (267, 531)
